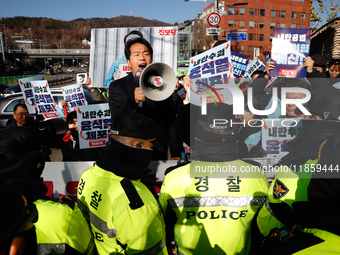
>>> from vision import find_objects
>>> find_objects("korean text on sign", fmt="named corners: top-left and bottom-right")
top-left (77, 104), bottom-right (112, 149)
top-left (61, 83), bottom-right (87, 111)
top-left (261, 118), bottom-right (303, 157)
top-left (19, 75), bottom-right (44, 114)
top-left (271, 28), bottom-right (311, 78)
top-left (231, 51), bottom-right (249, 78)
top-left (31, 80), bottom-right (64, 120)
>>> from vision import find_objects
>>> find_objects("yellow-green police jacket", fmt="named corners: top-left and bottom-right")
top-left (34, 197), bottom-right (95, 255)
top-left (77, 164), bottom-right (168, 255)
top-left (159, 160), bottom-right (268, 255)
top-left (257, 159), bottom-right (340, 254)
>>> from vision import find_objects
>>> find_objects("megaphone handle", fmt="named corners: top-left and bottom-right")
top-left (138, 101), bottom-right (143, 107)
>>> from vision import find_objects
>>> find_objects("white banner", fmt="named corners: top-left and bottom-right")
top-left (19, 75), bottom-right (45, 114)
top-left (90, 26), bottom-right (178, 88)
top-left (77, 103), bottom-right (112, 149)
top-left (61, 83), bottom-right (87, 111)
top-left (244, 57), bottom-right (266, 78)
top-left (188, 41), bottom-right (235, 106)
top-left (31, 80), bottom-right (64, 120)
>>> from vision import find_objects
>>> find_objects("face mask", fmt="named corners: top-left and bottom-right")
top-left (105, 138), bottom-right (154, 170)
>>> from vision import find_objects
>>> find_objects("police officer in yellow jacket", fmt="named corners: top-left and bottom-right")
top-left (159, 103), bottom-right (268, 255)
top-left (0, 126), bottom-right (95, 255)
top-left (255, 127), bottom-right (340, 254)
top-left (77, 111), bottom-right (167, 254)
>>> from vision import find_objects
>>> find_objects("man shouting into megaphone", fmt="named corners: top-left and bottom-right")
top-left (109, 36), bottom-right (183, 161)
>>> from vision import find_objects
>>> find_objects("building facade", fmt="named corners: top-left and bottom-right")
top-left (310, 17), bottom-right (340, 60)
top-left (197, 0), bottom-right (310, 58)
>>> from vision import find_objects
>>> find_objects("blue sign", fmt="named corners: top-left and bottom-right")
top-left (271, 28), bottom-right (311, 78)
top-left (230, 51), bottom-right (249, 77)
top-left (227, 32), bottom-right (247, 41)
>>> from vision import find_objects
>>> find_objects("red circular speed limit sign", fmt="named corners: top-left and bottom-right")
top-left (207, 12), bottom-right (221, 27)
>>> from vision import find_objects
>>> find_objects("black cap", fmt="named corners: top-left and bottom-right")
top-left (295, 88), bottom-right (340, 120)
top-left (0, 126), bottom-right (45, 180)
top-left (195, 103), bottom-right (238, 143)
top-left (312, 54), bottom-right (328, 68)
top-left (110, 112), bottom-right (155, 140)
top-left (110, 112), bottom-right (163, 150)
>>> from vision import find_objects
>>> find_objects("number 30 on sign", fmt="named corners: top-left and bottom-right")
top-left (207, 12), bottom-right (221, 27)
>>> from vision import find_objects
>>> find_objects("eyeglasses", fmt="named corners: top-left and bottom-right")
top-left (15, 112), bottom-right (29, 117)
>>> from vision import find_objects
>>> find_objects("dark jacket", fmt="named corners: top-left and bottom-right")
top-left (109, 72), bottom-right (182, 160)
top-left (59, 129), bottom-right (102, 162)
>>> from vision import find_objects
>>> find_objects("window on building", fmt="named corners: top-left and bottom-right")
top-left (249, 8), bottom-right (255, 15)
top-left (228, 20), bottom-right (234, 27)
top-left (281, 11), bottom-right (286, 18)
top-left (249, 46), bottom-right (254, 53)
top-left (249, 34), bottom-right (254, 41)
top-left (292, 11), bottom-right (296, 18)
top-left (240, 7), bottom-right (245, 15)
top-left (249, 21), bottom-right (255, 28)
top-left (291, 23), bottom-right (296, 28)
top-left (259, 34), bottom-right (264, 41)
top-left (240, 45), bottom-right (244, 52)
top-left (280, 23), bottom-right (285, 28)
top-left (271, 10), bottom-right (276, 17)
top-left (260, 9), bottom-right (265, 16)
top-left (270, 22), bottom-right (276, 29)
top-left (239, 20), bottom-right (245, 28)
top-left (301, 12), bottom-right (306, 19)
top-left (260, 22), bottom-right (265, 29)
top-left (301, 24), bottom-right (305, 28)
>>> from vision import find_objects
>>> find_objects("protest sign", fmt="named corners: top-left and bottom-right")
top-left (90, 27), bottom-right (178, 88)
top-left (271, 28), bottom-right (311, 78)
top-left (231, 51), bottom-right (249, 77)
top-left (19, 75), bottom-right (45, 114)
top-left (262, 118), bottom-right (303, 157)
top-left (77, 104), bottom-right (112, 149)
top-left (61, 83), bottom-right (87, 111)
top-left (31, 81), bottom-right (64, 120)
top-left (188, 41), bottom-right (234, 106)
top-left (244, 57), bottom-right (266, 78)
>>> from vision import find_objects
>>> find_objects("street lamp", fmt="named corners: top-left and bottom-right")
top-left (0, 24), bottom-right (6, 48)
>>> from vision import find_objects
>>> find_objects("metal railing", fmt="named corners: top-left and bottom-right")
top-left (9, 49), bottom-right (90, 54)
top-left (0, 74), bottom-right (51, 86)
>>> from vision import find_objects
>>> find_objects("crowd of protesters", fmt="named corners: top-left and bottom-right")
top-left (1, 32), bottom-right (340, 255)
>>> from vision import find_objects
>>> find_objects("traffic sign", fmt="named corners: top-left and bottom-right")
top-left (207, 12), bottom-right (221, 27)
top-left (206, 28), bottom-right (222, 36)
top-left (227, 32), bottom-right (248, 41)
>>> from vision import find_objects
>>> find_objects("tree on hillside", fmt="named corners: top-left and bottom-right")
top-left (310, 0), bottom-right (340, 28)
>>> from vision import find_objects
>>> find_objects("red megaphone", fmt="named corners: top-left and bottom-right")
top-left (63, 130), bottom-right (72, 142)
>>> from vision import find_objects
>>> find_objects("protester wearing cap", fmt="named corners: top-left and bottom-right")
top-left (255, 128), bottom-right (340, 254)
top-left (0, 126), bottom-right (95, 255)
top-left (159, 103), bottom-right (268, 255)
top-left (77, 111), bottom-right (167, 255)
top-left (109, 36), bottom-right (183, 160)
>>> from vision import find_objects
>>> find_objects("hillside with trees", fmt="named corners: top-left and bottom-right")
top-left (1, 16), bottom-right (171, 49)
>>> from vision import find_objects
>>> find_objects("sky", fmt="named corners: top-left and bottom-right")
top-left (0, 0), bottom-right (211, 24)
